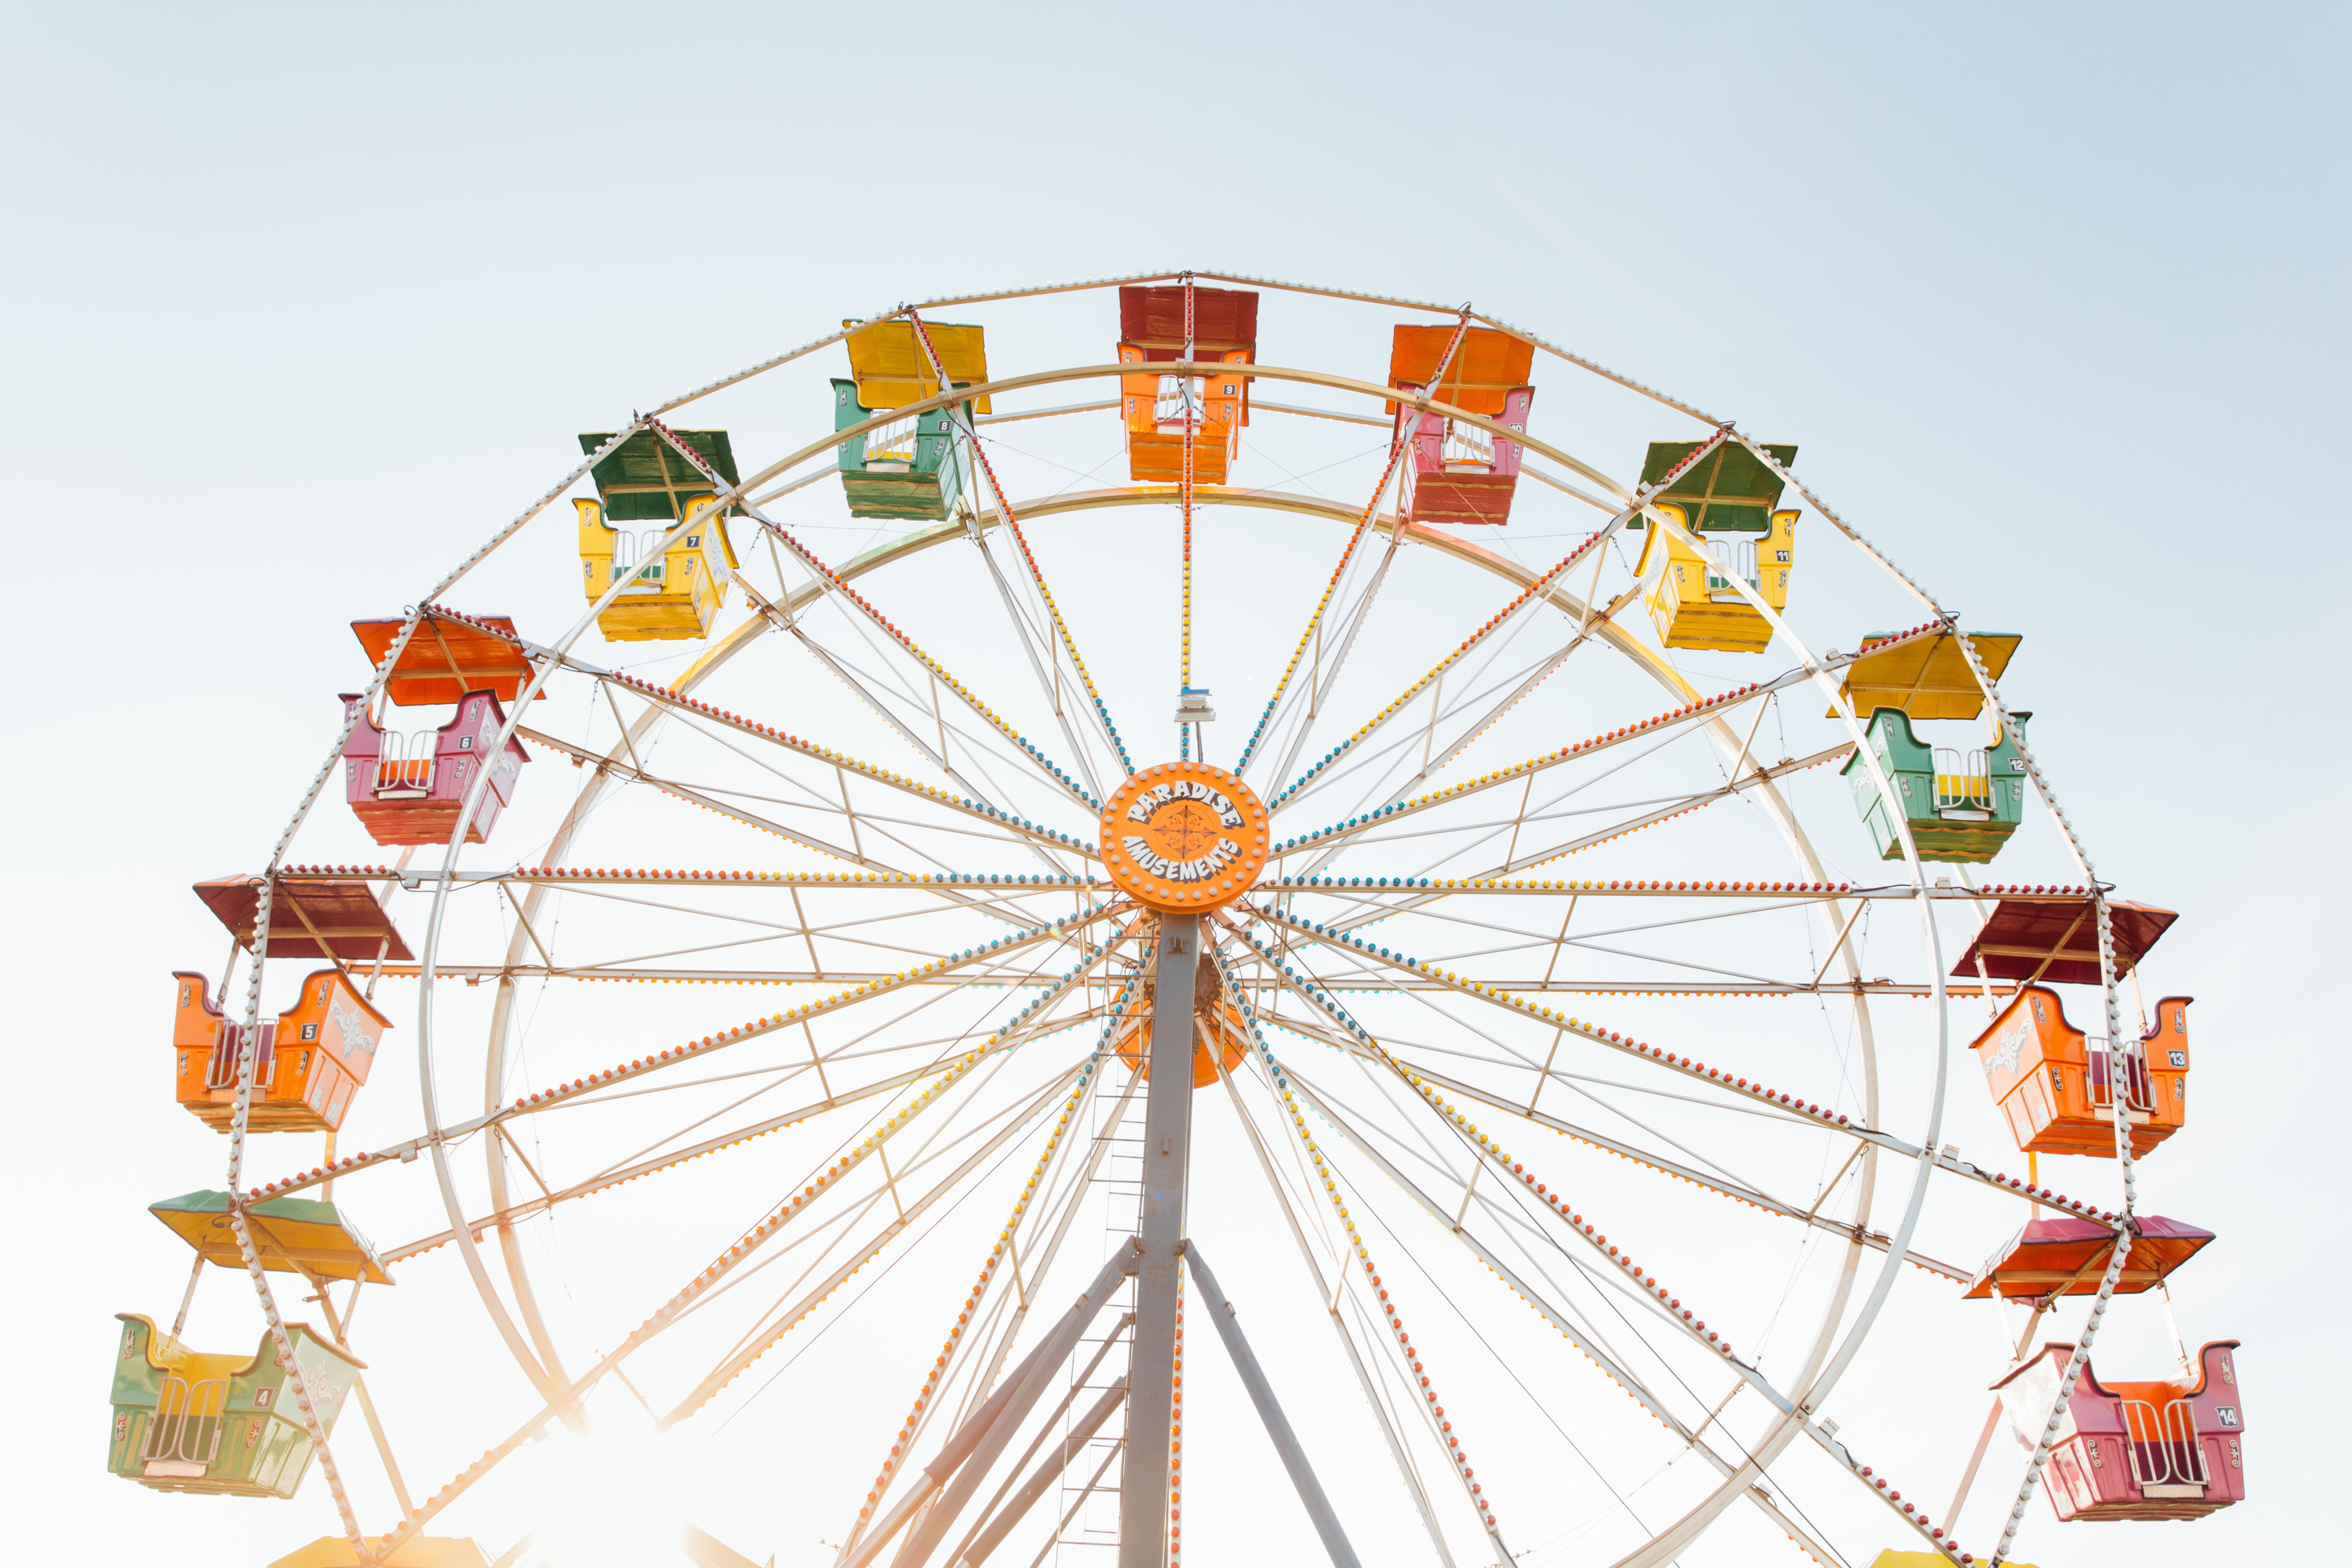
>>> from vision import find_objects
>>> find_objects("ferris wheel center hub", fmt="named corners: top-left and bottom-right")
top-left (1100, 761), bottom-right (1268, 913)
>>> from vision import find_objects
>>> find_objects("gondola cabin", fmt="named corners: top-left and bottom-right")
top-left (1388, 325), bottom-right (1535, 526)
top-left (1109, 989), bottom-right (1249, 1088)
top-left (1117, 285), bottom-right (1256, 485)
top-left (350, 612), bottom-right (536, 707)
top-left (339, 690), bottom-right (527, 847)
top-left (834, 378), bottom-right (973, 521)
top-left (1842, 706), bottom-right (2029, 863)
top-left (171, 967), bottom-right (390, 1133)
top-left (1110, 914), bottom-right (1248, 1086)
top-left (108, 1313), bottom-right (361, 1497)
top-left (1993, 1339), bottom-right (2247, 1521)
top-left (575, 427), bottom-right (740, 641)
top-left (1971, 985), bottom-right (2190, 1157)
top-left (1630, 440), bottom-right (1799, 652)
top-left (576, 492), bottom-right (733, 641)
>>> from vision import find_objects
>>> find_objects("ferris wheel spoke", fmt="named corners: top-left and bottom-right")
top-left (1391, 893), bottom-right (1831, 957)
top-left (954, 496), bottom-right (1118, 800)
top-left (656, 706), bottom-right (1089, 874)
top-left (1234, 949), bottom-right (2074, 1228)
top-left (547, 651), bottom-right (1103, 867)
top-left (1420, 1062), bottom-right (1963, 1282)
top-left (1269, 526), bottom-right (1636, 824)
top-left (662, 1057), bottom-right (1091, 1427)
top-left (414, 1015), bottom-right (1113, 1265)
top-left (1354, 1168), bottom-right (1834, 1568)
top-left (1352, 1065), bottom-right (1836, 1434)
top-left (1269, 743), bottom-right (1853, 915)
top-left (1225, 915), bottom-right (1862, 1159)
top-left (1205, 955), bottom-right (1516, 1559)
top-left (747, 516), bottom-right (1101, 813)
top-left (1270, 670), bottom-right (1784, 860)
top-left (1323, 1020), bottom-right (1784, 1204)
top-left (1238, 315), bottom-right (1483, 786)
top-left (247, 911), bottom-right (1125, 1210)
top-left (1275, 644), bottom-right (1573, 840)
top-left (1195, 1003), bottom-right (1463, 1567)
top-left (1288, 1070), bottom-right (1736, 1434)
top-left (847, 1036), bottom-right (1144, 1560)
top-left (1246, 1064), bottom-right (1561, 1560)
top-left (569, 1042), bottom-right (1076, 1430)
top-left (678, 1042), bottom-right (1058, 1344)
top-left (908, 305), bottom-right (1132, 789)
top-left (1274, 723), bottom-right (1820, 889)
top-left (368, 1060), bottom-right (1083, 1560)
top-left (520, 725), bottom-right (871, 865)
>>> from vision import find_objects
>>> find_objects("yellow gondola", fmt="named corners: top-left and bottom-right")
top-left (108, 1314), bottom-right (361, 1497)
top-left (574, 429), bottom-right (740, 641)
top-left (1634, 502), bottom-right (1796, 652)
top-left (1630, 440), bottom-right (1798, 653)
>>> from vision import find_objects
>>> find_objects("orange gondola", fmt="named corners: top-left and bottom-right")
top-left (1971, 985), bottom-right (2191, 1157)
top-left (1109, 914), bottom-right (1248, 1087)
top-left (170, 967), bottom-right (389, 1133)
top-left (1116, 285), bottom-right (1256, 485)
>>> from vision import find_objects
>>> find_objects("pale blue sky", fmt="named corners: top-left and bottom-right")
top-left (5, 6), bottom-right (2342, 1566)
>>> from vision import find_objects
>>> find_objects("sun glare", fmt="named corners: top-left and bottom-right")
top-left (526, 1403), bottom-right (692, 1568)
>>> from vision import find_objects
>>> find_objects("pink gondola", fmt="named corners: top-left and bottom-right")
top-left (339, 689), bottom-right (527, 846)
top-left (1994, 1339), bottom-right (2247, 1520)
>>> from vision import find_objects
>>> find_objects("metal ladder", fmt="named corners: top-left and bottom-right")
top-left (1039, 1092), bottom-right (1147, 1566)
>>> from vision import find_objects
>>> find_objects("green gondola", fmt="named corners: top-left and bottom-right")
top-left (834, 378), bottom-right (974, 522)
top-left (1844, 706), bottom-right (2031, 863)
top-left (107, 1313), bottom-right (361, 1497)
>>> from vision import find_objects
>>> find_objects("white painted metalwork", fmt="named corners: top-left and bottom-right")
top-left (173, 275), bottom-right (2159, 1568)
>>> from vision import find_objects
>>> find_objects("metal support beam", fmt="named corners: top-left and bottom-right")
top-left (849, 1250), bottom-right (1137, 1568)
top-left (1121, 914), bottom-right (1200, 1568)
top-left (945, 1317), bottom-right (1136, 1568)
top-left (1180, 1242), bottom-right (1364, 1568)
top-left (955, 1378), bottom-right (1131, 1566)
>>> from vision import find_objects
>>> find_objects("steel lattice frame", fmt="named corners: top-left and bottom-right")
top-left (190, 268), bottom-right (2143, 1568)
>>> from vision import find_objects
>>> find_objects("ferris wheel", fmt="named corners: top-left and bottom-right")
top-left (115, 272), bottom-right (2240, 1568)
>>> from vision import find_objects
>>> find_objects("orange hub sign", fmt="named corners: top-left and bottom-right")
top-left (1099, 762), bottom-right (1269, 912)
